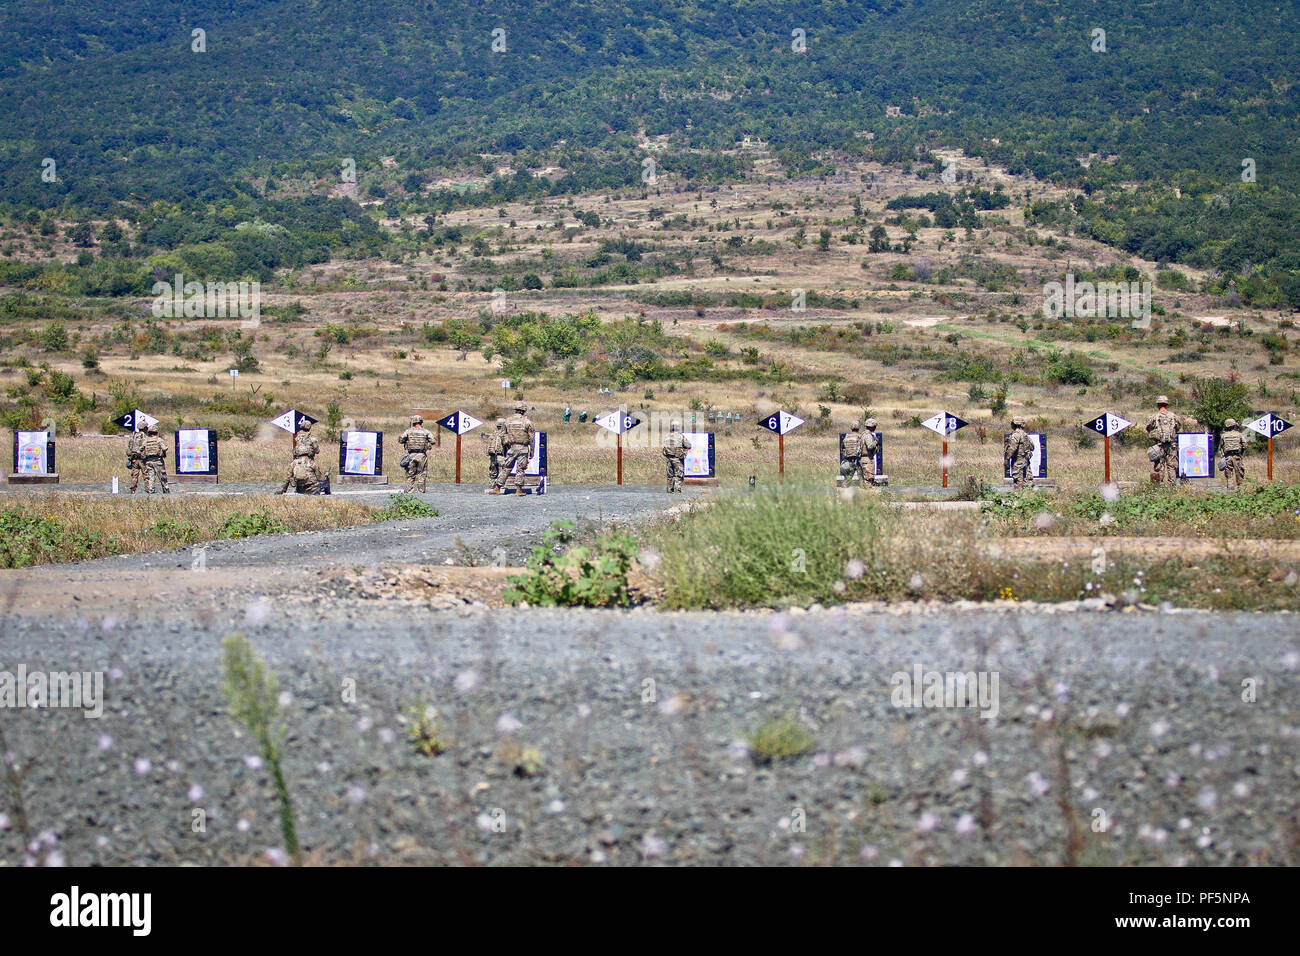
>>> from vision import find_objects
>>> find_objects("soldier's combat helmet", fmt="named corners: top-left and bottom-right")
top-left (147, 423), bottom-right (158, 434)
top-left (864, 418), bottom-right (877, 429)
top-left (411, 415), bottom-right (423, 424)
top-left (1011, 416), bottom-right (1026, 427)
top-left (495, 419), bottom-right (505, 428)
top-left (300, 420), bottom-right (312, 431)
top-left (514, 401), bottom-right (527, 412)
top-left (1156, 395), bottom-right (1170, 406)
top-left (669, 421), bottom-right (681, 431)
top-left (1224, 418), bottom-right (1238, 429)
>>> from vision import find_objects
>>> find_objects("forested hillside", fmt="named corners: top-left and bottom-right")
top-left (2, 0), bottom-right (1299, 303)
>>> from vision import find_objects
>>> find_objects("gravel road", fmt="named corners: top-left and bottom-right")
top-left (0, 485), bottom-right (1296, 866)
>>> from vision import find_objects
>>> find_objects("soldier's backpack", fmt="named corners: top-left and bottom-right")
top-left (405, 430), bottom-right (431, 452)
top-left (1155, 414), bottom-right (1177, 443)
top-left (505, 417), bottom-right (529, 445)
top-left (291, 457), bottom-right (315, 480)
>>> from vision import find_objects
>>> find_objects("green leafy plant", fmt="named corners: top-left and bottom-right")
top-left (221, 634), bottom-right (300, 865)
top-left (0, 506), bottom-right (118, 567)
top-left (407, 703), bottom-right (447, 757)
top-left (372, 493), bottom-right (439, 521)
top-left (149, 516), bottom-right (200, 543)
top-left (747, 713), bottom-right (815, 765)
top-left (503, 519), bottom-right (638, 607)
top-left (217, 510), bottom-right (290, 539)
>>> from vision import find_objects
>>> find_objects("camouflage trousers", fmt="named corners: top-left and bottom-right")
top-left (665, 455), bottom-right (685, 492)
top-left (288, 475), bottom-right (328, 495)
top-left (1153, 442), bottom-right (1179, 484)
top-left (280, 457), bottom-right (322, 494)
top-left (497, 447), bottom-right (530, 492)
top-left (487, 453), bottom-right (500, 485)
top-left (1223, 453), bottom-right (1244, 490)
top-left (840, 457), bottom-right (866, 485)
top-left (129, 460), bottom-right (144, 493)
top-left (404, 451), bottom-right (428, 493)
top-left (1009, 456), bottom-right (1030, 489)
top-left (142, 458), bottom-right (169, 494)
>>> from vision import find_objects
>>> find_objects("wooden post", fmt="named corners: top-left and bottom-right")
top-left (455, 432), bottom-right (462, 484)
top-left (942, 437), bottom-right (949, 488)
top-left (778, 433), bottom-right (785, 484)
top-left (1104, 434), bottom-right (1112, 485)
top-left (617, 431), bottom-right (623, 485)
top-left (1268, 436), bottom-right (1274, 483)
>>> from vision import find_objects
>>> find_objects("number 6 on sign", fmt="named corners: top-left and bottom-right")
top-left (756, 409), bottom-right (804, 483)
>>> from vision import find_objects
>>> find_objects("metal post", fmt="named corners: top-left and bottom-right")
top-left (455, 432), bottom-right (462, 484)
top-left (1104, 434), bottom-right (1112, 486)
top-left (617, 431), bottom-right (623, 485)
top-left (942, 437), bottom-right (949, 488)
top-left (778, 433), bottom-right (785, 484)
top-left (1268, 436), bottom-right (1274, 483)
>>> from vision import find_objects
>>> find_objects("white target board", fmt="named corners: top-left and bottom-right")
top-left (177, 429), bottom-right (211, 473)
top-left (682, 432), bottom-right (715, 478)
top-left (1177, 433), bottom-right (1215, 478)
top-left (343, 431), bottom-right (379, 475)
top-left (16, 431), bottom-right (48, 474)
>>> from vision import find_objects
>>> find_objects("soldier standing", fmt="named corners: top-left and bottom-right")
top-left (1145, 395), bottom-right (1188, 485)
top-left (1005, 416), bottom-right (1033, 489)
top-left (398, 415), bottom-right (434, 493)
top-left (486, 419), bottom-right (506, 488)
top-left (277, 420), bottom-right (321, 494)
top-left (840, 422), bottom-right (868, 486)
top-left (862, 418), bottom-right (880, 478)
top-left (127, 424), bottom-right (146, 494)
top-left (141, 424), bottom-right (170, 494)
top-left (662, 422), bottom-right (692, 493)
top-left (491, 402), bottom-right (534, 495)
top-left (1220, 418), bottom-right (1245, 491)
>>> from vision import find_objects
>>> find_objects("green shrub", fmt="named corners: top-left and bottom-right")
top-left (372, 493), bottom-right (439, 521)
top-left (217, 510), bottom-right (290, 539)
top-left (747, 714), bottom-right (815, 764)
top-left (0, 506), bottom-right (119, 567)
top-left (648, 485), bottom-right (896, 608)
top-left (504, 519), bottom-right (638, 607)
top-left (149, 516), bottom-right (200, 543)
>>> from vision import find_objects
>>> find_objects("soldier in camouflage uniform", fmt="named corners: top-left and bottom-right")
top-left (1145, 395), bottom-right (1187, 485)
top-left (1004, 416), bottom-right (1033, 489)
top-left (127, 424), bottom-right (147, 493)
top-left (140, 424), bottom-right (170, 494)
top-left (662, 422), bottom-right (692, 493)
top-left (486, 420), bottom-right (506, 487)
top-left (840, 422), bottom-right (868, 486)
top-left (398, 415), bottom-right (434, 493)
top-left (491, 402), bottom-right (534, 495)
top-left (1220, 418), bottom-right (1245, 491)
top-left (277, 420), bottom-right (324, 494)
top-left (862, 418), bottom-right (880, 478)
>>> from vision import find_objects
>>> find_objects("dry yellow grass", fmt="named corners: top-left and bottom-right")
top-left (0, 492), bottom-right (377, 563)
top-left (9, 152), bottom-right (1298, 493)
